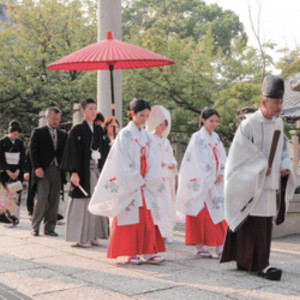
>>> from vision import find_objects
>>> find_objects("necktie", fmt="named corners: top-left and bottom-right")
top-left (51, 129), bottom-right (57, 150)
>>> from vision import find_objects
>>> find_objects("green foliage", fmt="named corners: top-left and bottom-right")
top-left (122, 0), bottom-right (264, 145)
top-left (1, 0), bottom-right (298, 147)
top-left (0, 0), bottom-right (97, 139)
top-left (122, 0), bottom-right (247, 55)
top-left (214, 81), bottom-right (261, 145)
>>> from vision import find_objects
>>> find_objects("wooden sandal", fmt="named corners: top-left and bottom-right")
top-left (145, 255), bottom-right (165, 265)
top-left (128, 256), bottom-right (143, 265)
top-left (196, 250), bottom-right (212, 258)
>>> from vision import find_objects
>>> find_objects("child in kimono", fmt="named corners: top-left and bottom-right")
top-left (176, 108), bottom-right (227, 258)
top-left (89, 98), bottom-right (166, 264)
top-left (146, 105), bottom-right (177, 244)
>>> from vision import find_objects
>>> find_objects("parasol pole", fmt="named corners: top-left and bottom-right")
top-left (109, 64), bottom-right (116, 138)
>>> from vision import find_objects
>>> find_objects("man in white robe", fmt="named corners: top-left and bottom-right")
top-left (221, 75), bottom-right (296, 281)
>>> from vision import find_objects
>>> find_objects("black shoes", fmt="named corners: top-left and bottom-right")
top-left (31, 230), bottom-right (58, 237)
top-left (31, 230), bottom-right (39, 236)
top-left (258, 267), bottom-right (282, 281)
top-left (44, 231), bottom-right (59, 237)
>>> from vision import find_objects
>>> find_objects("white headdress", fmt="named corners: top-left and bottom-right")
top-left (146, 105), bottom-right (171, 138)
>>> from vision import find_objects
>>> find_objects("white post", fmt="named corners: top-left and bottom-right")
top-left (289, 130), bottom-right (299, 180)
top-left (72, 103), bottom-right (84, 125)
top-left (38, 111), bottom-right (47, 127)
top-left (97, 0), bottom-right (122, 125)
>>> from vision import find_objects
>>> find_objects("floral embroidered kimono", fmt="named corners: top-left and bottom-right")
top-left (175, 127), bottom-right (227, 246)
top-left (89, 121), bottom-right (165, 258)
top-left (151, 135), bottom-right (177, 240)
top-left (145, 105), bottom-right (178, 241)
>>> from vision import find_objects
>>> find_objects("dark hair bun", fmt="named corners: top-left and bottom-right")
top-left (8, 120), bottom-right (22, 133)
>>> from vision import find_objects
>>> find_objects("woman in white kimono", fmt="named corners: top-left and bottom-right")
top-left (176, 108), bottom-right (227, 258)
top-left (89, 99), bottom-right (166, 264)
top-left (146, 105), bottom-right (177, 244)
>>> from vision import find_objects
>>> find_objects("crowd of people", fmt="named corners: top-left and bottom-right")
top-left (0, 75), bottom-right (296, 281)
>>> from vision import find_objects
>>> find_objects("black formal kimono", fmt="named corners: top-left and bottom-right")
top-left (0, 136), bottom-right (25, 224)
top-left (61, 121), bottom-right (109, 198)
top-left (61, 121), bottom-right (110, 244)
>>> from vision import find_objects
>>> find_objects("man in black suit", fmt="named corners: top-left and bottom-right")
top-left (29, 107), bottom-right (67, 236)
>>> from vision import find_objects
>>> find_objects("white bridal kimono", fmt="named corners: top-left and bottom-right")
top-left (176, 127), bottom-right (227, 224)
top-left (152, 134), bottom-right (177, 238)
top-left (224, 110), bottom-right (296, 232)
top-left (89, 121), bottom-right (164, 226)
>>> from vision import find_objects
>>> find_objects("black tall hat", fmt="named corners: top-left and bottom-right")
top-left (262, 75), bottom-right (284, 99)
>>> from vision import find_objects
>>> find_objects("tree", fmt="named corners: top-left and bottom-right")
top-left (122, 0), bottom-right (261, 143)
top-left (0, 0), bottom-right (97, 138)
top-left (123, 0), bottom-right (247, 56)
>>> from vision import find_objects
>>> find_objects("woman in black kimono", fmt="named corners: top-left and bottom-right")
top-left (0, 120), bottom-right (25, 226)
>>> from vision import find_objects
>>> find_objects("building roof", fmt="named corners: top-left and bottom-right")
top-left (283, 74), bottom-right (300, 110)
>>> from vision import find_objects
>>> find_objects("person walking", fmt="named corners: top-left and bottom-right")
top-left (176, 108), bottom-right (227, 258)
top-left (146, 105), bottom-right (177, 244)
top-left (220, 75), bottom-right (296, 281)
top-left (89, 98), bottom-right (166, 264)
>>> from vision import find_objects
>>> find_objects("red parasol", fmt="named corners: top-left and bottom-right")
top-left (47, 31), bottom-right (174, 134)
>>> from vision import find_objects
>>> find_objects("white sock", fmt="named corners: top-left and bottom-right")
top-left (263, 265), bottom-right (271, 272)
top-left (143, 253), bottom-right (157, 260)
top-left (196, 244), bottom-right (205, 252)
top-left (216, 245), bottom-right (223, 254)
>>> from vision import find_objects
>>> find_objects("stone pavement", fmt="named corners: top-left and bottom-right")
top-left (0, 205), bottom-right (299, 300)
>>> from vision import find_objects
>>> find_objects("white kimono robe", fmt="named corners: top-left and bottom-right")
top-left (225, 109), bottom-right (296, 232)
top-left (176, 127), bottom-right (227, 224)
top-left (89, 121), bottom-right (164, 226)
top-left (152, 134), bottom-right (177, 238)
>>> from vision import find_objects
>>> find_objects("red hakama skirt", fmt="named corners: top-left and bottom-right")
top-left (185, 204), bottom-right (227, 246)
top-left (107, 193), bottom-right (166, 258)
top-left (107, 144), bottom-right (165, 259)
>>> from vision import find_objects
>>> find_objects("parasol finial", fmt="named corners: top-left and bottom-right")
top-left (107, 31), bottom-right (113, 40)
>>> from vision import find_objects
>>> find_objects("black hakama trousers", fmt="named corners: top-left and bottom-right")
top-left (220, 216), bottom-right (272, 272)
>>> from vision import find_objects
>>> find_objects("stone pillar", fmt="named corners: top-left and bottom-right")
top-left (72, 103), bottom-right (84, 125)
top-left (38, 111), bottom-right (46, 127)
top-left (97, 0), bottom-right (122, 125)
top-left (289, 130), bottom-right (299, 180)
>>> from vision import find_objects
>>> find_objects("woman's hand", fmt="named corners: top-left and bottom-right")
top-left (6, 170), bottom-right (13, 179)
top-left (12, 169), bottom-right (20, 180)
top-left (215, 175), bottom-right (223, 184)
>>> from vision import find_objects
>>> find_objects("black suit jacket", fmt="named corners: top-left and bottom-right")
top-left (29, 125), bottom-right (67, 187)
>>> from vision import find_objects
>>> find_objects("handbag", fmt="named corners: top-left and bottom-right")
top-left (6, 181), bottom-right (23, 193)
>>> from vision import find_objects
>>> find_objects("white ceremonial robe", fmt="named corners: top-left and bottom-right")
top-left (152, 134), bottom-right (177, 238)
top-left (89, 121), bottom-right (164, 226)
top-left (224, 109), bottom-right (296, 232)
top-left (175, 127), bottom-right (227, 224)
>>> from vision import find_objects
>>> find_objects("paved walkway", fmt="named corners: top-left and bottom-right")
top-left (0, 205), bottom-right (299, 299)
